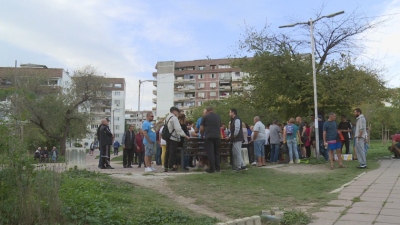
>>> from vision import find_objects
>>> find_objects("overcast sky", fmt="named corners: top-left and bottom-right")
top-left (1, 0), bottom-right (399, 111)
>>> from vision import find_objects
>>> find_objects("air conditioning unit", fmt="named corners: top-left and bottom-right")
top-left (211, 87), bottom-right (215, 89)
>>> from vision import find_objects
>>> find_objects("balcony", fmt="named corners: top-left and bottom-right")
top-left (219, 76), bottom-right (231, 81)
top-left (153, 89), bottom-right (157, 95)
top-left (174, 78), bottom-right (195, 84)
top-left (152, 72), bottom-right (157, 78)
top-left (152, 98), bottom-right (157, 104)
top-left (153, 81), bottom-right (157, 87)
top-left (219, 86), bottom-right (231, 90)
top-left (152, 106), bottom-right (157, 111)
top-left (232, 86), bottom-right (243, 90)
top-left (176, 87), bottom-right (190, 92)
top-left (220, 95), bottom-right (230, 99)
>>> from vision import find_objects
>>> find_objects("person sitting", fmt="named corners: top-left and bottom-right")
top-left (41, 147), bottom-right (49, 163)
top-left (389, 133), bottom-right (400, 159)
top-left (34, 147), bottom-right (41, 161)
top-left (51, 146), bottom-right (59, 162)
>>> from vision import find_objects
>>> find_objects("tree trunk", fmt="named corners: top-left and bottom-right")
top-left (59, 137), bottom-right (66, 156)
top-left (60, 118), bottom-right (72, 156)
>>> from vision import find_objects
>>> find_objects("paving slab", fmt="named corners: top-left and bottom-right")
top-left (346, 206), bottom-right (381, 215)
top-left (388, 194), bottom-right (400, 199)
top-left (360, 196), bottom-right (388, 202)
top-left (335, 221), bottom-right (372, 225)
top-left (338, 213), bottom-right (376, 222)
top-left (328, 200), bottom-right (353, 206)
top-left (364, 189), bottom-right (391, 194)
top-left (387, 198), bottom-right (400, 203)
top-left (361, 192), bottom-right (390, 198)
top-left (374, 223), bottom-right (400, 225)
top-left (376, 215), bottom-right (400, 224)
top-left (320, 206), bottom-right (347, 213)
top-left (380, 208), bottom-right (400, 216)
top-left (353, 201), bottom-right (383, 208)
top-left (308, 219), bottom-right (335, 225)
top-left (384, 202), bottom-right (400, 209)
top-left (312, 212), bottom-right (341, 220)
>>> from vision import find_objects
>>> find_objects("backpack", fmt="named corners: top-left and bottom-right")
top-left (286, 124), bottom-right (294, 135)
top-left (161, 116), bottom-right (175, 140)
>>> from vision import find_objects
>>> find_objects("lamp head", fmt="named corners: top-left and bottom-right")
top-left (325, 11), bottom-right (344, 18)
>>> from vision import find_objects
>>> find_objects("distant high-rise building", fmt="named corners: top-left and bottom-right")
top-left (152, 58), bottom-right (249, 117)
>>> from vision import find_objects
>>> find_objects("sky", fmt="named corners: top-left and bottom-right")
top-left (0, 0), bottom-right (399, 111)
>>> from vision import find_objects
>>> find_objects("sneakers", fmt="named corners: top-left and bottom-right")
top-left (205, 169), bottom-right (215, 173)
top-left (144, 167), bottom-right (153, 172)
top-left (357, 165), bottom-right (367, 169)
top-left (235, 168), bottom-right (243, 172)
top-left (151, 167), bottom-right (157, 171)
top-left (241, 166), bottom-right (248, 170)
top-left (295, 160), bottom-right (300, 163)
top-left (127, 165), bottom-right (133, 168)
top-left (289, 161), bottom-right (294, 164)
top-left (251, 162), bottom-right (257, 166)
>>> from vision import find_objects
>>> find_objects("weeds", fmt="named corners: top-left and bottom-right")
top-left (281, 210), bottom-right (311, 225)
top-left (352, 197), bottom-right (361, 202)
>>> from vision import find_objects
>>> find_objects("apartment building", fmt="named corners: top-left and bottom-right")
top-left (152, 58), bottom-right (249, 117)
top-left (125, 110), bottom-right (153, 129)
top-left (82, 78), bottom-right (126, 147)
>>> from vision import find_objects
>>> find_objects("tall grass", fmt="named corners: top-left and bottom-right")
top-left (0, 121), bottom-right (65, 225)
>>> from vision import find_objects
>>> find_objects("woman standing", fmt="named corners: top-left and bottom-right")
top-left (159, 125), bottom-right (167, 169)
top-left (178, 114), bottom-right (190, 170)
top-left (283, 118), bottom-right (300, 164)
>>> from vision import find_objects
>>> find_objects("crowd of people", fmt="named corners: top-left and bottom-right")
top-left (91, 106), bottom-right (373, 172)
top-left (34, 146), bottom-right (59, 163)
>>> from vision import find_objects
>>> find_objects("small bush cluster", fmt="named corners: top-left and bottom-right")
top-left (281, 210), bottom-right (311, 225)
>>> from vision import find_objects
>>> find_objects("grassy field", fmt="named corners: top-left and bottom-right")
top-left (166, 140), bottom-right (392, 220)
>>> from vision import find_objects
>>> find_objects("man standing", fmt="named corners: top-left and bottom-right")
top-left (164, 107), bottom-right (190, 172)
top-left (354, 108), bottom-right (367, 168)
top-left (156, 127), bottom-right (162, 166)
top-left (142, 113), bottom-right (157, 172)
top-left (338, 115), bottom-right (352, 154)
top-left (200, 106), bottom-right (222, 173)
top-left (122, 124), bottom-right (138, 168)
top-left (251, 116), bottom-right (266, 167)
top-left (99, 118), bottom-right (114, 169)
top-left (227, 108), bottom-right (246, 171)
top-left (113, 140), bottom-right (120, 156)
top-left (269, 120), bottom-right (282, 164)
top-left (323, 112), bottom-right (347, 170)
top-left (195, 109), bottom-right (207, 137)
top-left (296, 117), bottom-right (307, 159)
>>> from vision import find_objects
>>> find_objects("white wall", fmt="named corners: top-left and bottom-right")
top-left (156, 61), bottom-right (175, 119)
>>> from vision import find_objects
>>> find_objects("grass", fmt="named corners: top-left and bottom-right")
top-left (165, 140), bottom-right (391, 220)
top-left (352, 197), bottom-right (361, 202)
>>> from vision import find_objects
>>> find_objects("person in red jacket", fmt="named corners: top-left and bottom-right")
top-left (136, 128), bottom-right (145, 168)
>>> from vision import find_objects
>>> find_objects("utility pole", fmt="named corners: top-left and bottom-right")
top-left (14, 60), bottom-right (18, 135)
top-left (137, 79), bottom-right (156, 128)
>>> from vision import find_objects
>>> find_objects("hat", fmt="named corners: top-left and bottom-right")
top-left (318, 115), bottom-right (323, 119)
top-left (170, 107), bottom-right (180, 113)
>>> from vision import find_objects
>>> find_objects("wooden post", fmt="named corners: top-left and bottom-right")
top-left (382, 124), bottom-right (384, 145)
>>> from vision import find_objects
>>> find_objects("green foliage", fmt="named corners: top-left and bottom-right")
top-left (74, 142), bottom-right (83, 147)
top-left (233, 52), bottom-right (389, 118)
top-left (281, 210), bottom-right (311, 225)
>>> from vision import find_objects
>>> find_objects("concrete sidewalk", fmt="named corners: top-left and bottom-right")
top-left (311, 159), bottom-right (400, 225)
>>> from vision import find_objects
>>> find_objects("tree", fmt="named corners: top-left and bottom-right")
top-left (0, 66), bottom-right (107, 155)
top-left (232, 5), bottom-right (391, 118)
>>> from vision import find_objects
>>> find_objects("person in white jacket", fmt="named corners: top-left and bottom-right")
top-left (164, 107), bottom-right (190, 172)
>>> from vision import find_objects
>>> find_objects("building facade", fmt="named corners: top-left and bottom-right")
top-left (82, 78), bottom-right (126, 147)
top-left (125, 110), bottom-right (153, 129)
top-left (153, 58), bottom-right (249, 117)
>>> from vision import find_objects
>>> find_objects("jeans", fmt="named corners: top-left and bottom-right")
top-left (254, 140), bottom-right (265, 158)
top-left (365, 143), bottom-right (369, 156)
top-left (270, 144), bottom-right (280, 163)
top-left (165, 139), bottom-right (179, 169)
top-left (287, 139), bottom-right (299, 161)
top-left (319, 139), bottom-right (329, 161)
top-left (114, 147), bottom-right (119, 155)
top-left (204, 138), bottom-right (221, 172)
top-left (156, 144), bottom-right (162, 165)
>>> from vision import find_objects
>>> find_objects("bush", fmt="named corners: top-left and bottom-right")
top-left (74, 143), bottom-right (83, 147)
top-left (133, 208), bottom-right (218, 225)
top-left (281, 210), bottom-right (311, 225)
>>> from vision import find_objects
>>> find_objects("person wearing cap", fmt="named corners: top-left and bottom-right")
top-left (164, 107), bottom-right (190, 172)
top-left (99, 118), bottom-right (114, 169)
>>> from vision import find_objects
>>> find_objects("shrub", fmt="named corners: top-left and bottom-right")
top-left (74, 143), bottom-right (83, 147)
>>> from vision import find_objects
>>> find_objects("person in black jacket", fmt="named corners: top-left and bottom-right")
top-left (99, 118), bottom-right (114, 169)
top-left (40, 147), bottom-right (49, 163)
top-left (122, 125), bottom-right (138, 168)
top-left (227, 108), bottom-right (247, 171)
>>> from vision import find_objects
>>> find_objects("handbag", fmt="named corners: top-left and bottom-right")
top-left (280, 143), bottom-right (289, 154)
top-left (338, 130), bottom-right (344, 142)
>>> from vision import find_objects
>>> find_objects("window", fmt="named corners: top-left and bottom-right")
top-left (235, 72), bottom-right (241, 77)
top-left (210, 92), bottom-right (217, 97)
top-left (104, 109), bottom-right (111, 113)
top-left (115, 134), bottom-right (120, 138)
top-left (198, 101), bottom-right (203, 106)
top-left (115, 125), bottom-right (120, 130)
top-left (114, 100), bottom-right (120, 104)
top-left (210, 73), bottom-right (216, 78)
top-left (91, 124), bottom-right (99, 129)
top-left (115, 117), bottom-right (119, 121)
top-left (210, 65), bottom-right (216, 69)
top-left (114, 109), bottom-right (120, 113)
top-left (198, 74), bottom-right (204, 79)
top-left (115, 84), bottom-right (122, 88)
top-left (114, 92), bottom-right (121, 96)
top-left (104, 84), bottom-right (112, 87)
top-left (210, 83), bottom-right (216, 88)
top-left (198, 66), bottom-right (205, 70)
top-left (198, 92), bottom-right (205, 98)
top-left (198, 83), bottom-right (204, 88)
top-left (219, 64), bottom-right (231, 69)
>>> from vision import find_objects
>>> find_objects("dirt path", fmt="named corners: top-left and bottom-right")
top-left (111, 173), bottom-right (233, 222)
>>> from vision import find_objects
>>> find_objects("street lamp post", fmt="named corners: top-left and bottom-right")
top-left (137, 79), bottom-right (156, 128)
top-left (279, 11), bottom-right (344, 160)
